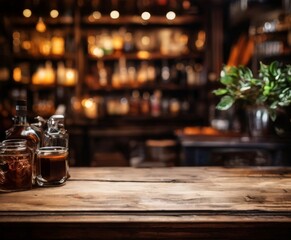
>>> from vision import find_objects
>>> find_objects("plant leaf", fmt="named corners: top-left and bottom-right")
top-left (270, 60), bottom-right (279, 76)
top-left (212, 88), bottom-right (228, 95)
top-left (216, 95), bottom-right (234, 110)
top-left (220, 75), bottom-right (234, 85)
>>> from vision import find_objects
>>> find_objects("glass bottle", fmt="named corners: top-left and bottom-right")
top-left (97, 60), bottom-right (108, 87)
top-left (140, 92), bottom-right (150, 115)
top-left (43, 114), bottom-right (70, 180)
top-left (129, 90), bottom-right (140, 116)
top-left (161, 60), bottom-right (170, 84)
top-left (5, 99), bottom-right (40, 185)
top-left (43, 115), bottom-right (68, 148)
top-left (150, 90), bottom-right (162, 117)
top-left (31, 115), bottom-right (47, 148)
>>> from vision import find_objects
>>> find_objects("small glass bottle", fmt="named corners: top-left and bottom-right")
top-left (31, 116), bottom-right (47, 148)
top-left (43, 115), bottom-right (68, 148)
top-left (5, 99), bottom-right (40, 185)
top-left (43, 114), bottom-right (70, 181)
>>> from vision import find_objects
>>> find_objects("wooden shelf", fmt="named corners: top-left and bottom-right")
top-left (82, 15), bottom-right (203, 26)
top-left (13, 53), bottom-right (75, 61)
top-left (7, 16), bottom-right (74, 26)
top-left (254, 48), bottom-right (291, 58)
top-left (86, 84), bottom-right (203, 93)
top-left (66, 114), bottom-right (205, 130)
top-left (87, 51), bottom-right (204, 61)
top-left (229, 3), bottom-right (283, 27)
top-left (29, 84), bottom-right (76, 91)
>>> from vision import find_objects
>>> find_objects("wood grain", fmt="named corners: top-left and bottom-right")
top-left (1, 167), bottom-right (291, 239)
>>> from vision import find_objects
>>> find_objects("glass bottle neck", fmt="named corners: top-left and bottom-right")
top-left (14, 115), bottom-right (28, 125)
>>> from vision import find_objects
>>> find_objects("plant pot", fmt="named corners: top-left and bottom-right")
top-left (273, 106), bottom-right (291, 137)
top-left (246, 105), bottom-right (271, 138)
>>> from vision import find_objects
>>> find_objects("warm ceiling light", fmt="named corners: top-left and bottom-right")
top-left (110, 10), bottom-right (120, 19)
top-left (23, 9), bottom-right (32, 18)
top-left (166, 11), bottom-right (176, 20)
top-left (36, 17), bottom-right (46, 32)
top-left (141, 11), bottom-right (151, 20)
top-left (50, 9), bottom-right (59, 18)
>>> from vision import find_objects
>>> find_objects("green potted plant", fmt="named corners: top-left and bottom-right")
top-left (212, 61), bottom-right (291, 136)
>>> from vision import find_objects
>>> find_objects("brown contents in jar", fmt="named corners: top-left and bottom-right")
top-left (38, 153), bottom-right (67, 182)
top-left (0, 154), bottom-right (32, 191)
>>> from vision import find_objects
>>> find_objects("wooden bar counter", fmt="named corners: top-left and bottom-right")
top-left (1, 167), bottom-right (291, 239)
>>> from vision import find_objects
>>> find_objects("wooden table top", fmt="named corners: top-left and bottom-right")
top-left (1, 167), bottom-right (291, 239)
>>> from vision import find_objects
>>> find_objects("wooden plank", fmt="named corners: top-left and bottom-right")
top-left (1, 167), bottom-right (291, 240)
top-left (0, 167), bottom-right (291, 212)
top-left (0, 221), bottom-right (291, 240)
top-left (1, 213), bottom-right (291, 223)
top-left (68, 167), bottom-right (291, 181)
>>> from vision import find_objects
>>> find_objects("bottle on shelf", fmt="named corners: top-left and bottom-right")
top-left (137, 61), bottom-right (148, 85)
top-left (140, 92), bottom-right (151, 115)
top-left (129, 90), bottom-right (140, 116)
top-left (96, 60), bottom-right (108, 87)
top-left (123, 32), bottom-right (134, 53)
top-left (161, 60), bottom-right (171, 84)
top-left (150, 90), bottom-right (162, 117)
top-left (5, 99), bottom-right (40, 185)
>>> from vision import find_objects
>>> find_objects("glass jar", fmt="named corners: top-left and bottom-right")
top-left (36, 146), bottom-right (68, 187)
top-left (0, 139), bottom-right (32, 192)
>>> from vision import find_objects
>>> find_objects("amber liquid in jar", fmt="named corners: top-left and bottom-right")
top-left (39, 154), bottom-right (67, 181)
top-left (36, 147), bottom-right (68, 186)
top-left (0, 141), bottom-right (32, 192)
